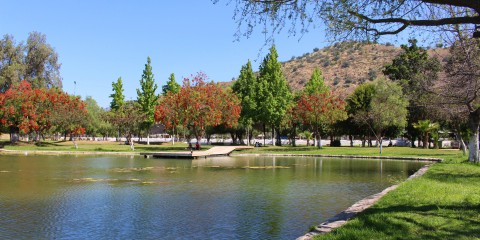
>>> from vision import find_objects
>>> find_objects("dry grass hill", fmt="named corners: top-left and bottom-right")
top-left (222, 41), bottom-right (449, 98)
top-left (282, 41), bottom-right (449, 97)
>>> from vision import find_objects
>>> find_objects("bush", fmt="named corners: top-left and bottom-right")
top-left (333, 77), bottom-right (340, 86)
top-left (331, 139), bottom-right (341, 147)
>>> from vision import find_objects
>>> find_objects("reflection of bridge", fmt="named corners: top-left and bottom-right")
top-left (141, 146), bottom-right (254, 159)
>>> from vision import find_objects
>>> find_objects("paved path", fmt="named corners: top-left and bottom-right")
top-left (141, 146), bottom-right (254, 159)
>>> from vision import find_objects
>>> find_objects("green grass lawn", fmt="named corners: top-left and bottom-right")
top-left (314, 163), bottom-right (480, 240)
top-left (0, 139), bottom-right (212, 152)
top-left (240, 145), bottom-right (465, 163)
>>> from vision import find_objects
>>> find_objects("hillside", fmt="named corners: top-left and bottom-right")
top-left (281, 41), bottom-right (449, 97)
top-left (222, 41), bottom-right (449, 97)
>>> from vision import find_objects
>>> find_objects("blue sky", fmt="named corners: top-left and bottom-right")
top-left (1, 1), bottom-right (333, 107)
top-left (1, 1), bottom-right (400, 108)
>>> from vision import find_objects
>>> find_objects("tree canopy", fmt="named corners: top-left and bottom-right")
top-left (0, 32), bottom-right (62, 92)
top-left (109, 77), bottom-right (125, 111)
top-left (215, 0), bottom-right (479, 41)
top-left (162, 73), bottom-right (181, 95)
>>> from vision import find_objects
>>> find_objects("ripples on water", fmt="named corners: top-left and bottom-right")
top-left (0, 155), bottom-right (425, 239)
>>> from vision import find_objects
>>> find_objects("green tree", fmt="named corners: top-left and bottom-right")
top-left (256, 45), bottom-right (292, 145)
top-left (24, 32), bottom-right (62, 89)
top-left (232, 60), bottom-right (257, 145)
top-left (346, 83), bottom-right (376, 147)
top-left (162, 73), bottom-right (181, 95)
top-left (353, 78), bottom-right (408, 154)
top-left (0, 32), bottom-right (62, 92)
top-left (413, 120), bottom-right (440, 149)
top-left (0, 35), bottom-right (24, 93)
top-left (304, 68), bottom-right (329, 95)
top-left (109, 77), bottom-right (125, 141)
top-left (106, 101), bottom-right (145, 150)
top-left (383, 39), bottom-right (441, 148)
top-left (109, 77), bottom-right (125, 111)
top-left (136, 57), bottom-right (159, 145)
top-left (85, 96), bottom-right (112, 139)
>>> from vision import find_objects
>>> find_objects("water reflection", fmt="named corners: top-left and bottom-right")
top-left (0, 155), bottom-right (426, 239)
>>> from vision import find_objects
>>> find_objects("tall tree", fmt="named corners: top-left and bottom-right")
top-left (256, 45), bottom-right (292, 145)
top-left (24, 32), bottom-right (62, 89)
top-left (106, 101), bottom-right (145, 150)
top-left (440, 37), bottom-right (480, 163)
top-left (162, 73), bottom-right (181, 95)
top-left (304, 68), bottom-right (329, 95)
top-left (0, 35), bottom-right (24, 93)
top-left (0, 32), bottom-right (62, 92)
top-left (232, 60), bottom-right (257, 145)
top-left (85, 96), bottom-right (111, 139)
top-left (109, 77), bottom-right (125, 141)
top-left (137, 57), bottom-right (159, 145)
top-left (383, 39), bottom-right (441, 147)
top-left (217, 1), bottom-right (480, 41)
top-left (110, 77), bottom-right (125, 111)
top-left (296, 91), bottom-right (347, 148)
top-left (346, 83), bottom-right (376, 147)
top-left (353, 78), bottom-right (408, 154)
top-left (155, 72), bottom-right (241, 147)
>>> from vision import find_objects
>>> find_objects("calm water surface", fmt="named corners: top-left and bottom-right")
top-left (0, 154), bottom-right (425, 239)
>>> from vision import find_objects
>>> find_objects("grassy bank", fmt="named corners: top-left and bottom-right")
top-left (241, 145), bottom-right (465, 163)
top-left (314, 162), bottom-right (480, 239)
top-left (0, 140), bottom-right (211, 153)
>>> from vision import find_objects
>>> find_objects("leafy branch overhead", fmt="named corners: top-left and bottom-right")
top-left (215, 0), bottom-right (480, 41)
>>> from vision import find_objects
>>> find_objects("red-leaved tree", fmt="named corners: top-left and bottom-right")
top-left (296, 92), bottom-right (347, 148)
top-left (155, 72), bottom-right (241, 146)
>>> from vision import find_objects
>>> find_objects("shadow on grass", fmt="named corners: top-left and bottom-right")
top-left (329, 204), bottom-right (480, 239)
top-left (424, 170), bottom-right (480, 183)
top-left (34, 141), bottom-right (67, 147)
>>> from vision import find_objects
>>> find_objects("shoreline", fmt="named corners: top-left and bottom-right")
top-left (296, 164), bottom-right (432, 240)
top-left (0, 149), bottom-right (442, 162)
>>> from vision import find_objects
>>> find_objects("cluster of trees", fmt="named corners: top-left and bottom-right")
top-left (215, 0), bottom-right (479, 162)
top-left (0, 80), bottom-right (87, 144)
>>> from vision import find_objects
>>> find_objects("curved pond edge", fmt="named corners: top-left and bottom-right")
top-left (0, 149), bottom-right (137, 156)
top-left (234, 153), bottom-right (442, 162)
top-left (1, 149), bottom-right (443, 162)
top-left (296, 164), bottom-right (431, 240)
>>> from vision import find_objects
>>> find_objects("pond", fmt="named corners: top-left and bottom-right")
top-left (0, 154), bottom-right (426, 239)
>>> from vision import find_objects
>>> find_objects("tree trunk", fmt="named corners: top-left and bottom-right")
top-left (263, 124), bottom-right (266, 146)
top-left (272, 125), bottom-right (275, 146)
top-left (468, 109), bottom-right (480, 163)
top-left (349, 135), bottom-right (353, 147)
top-left (379, 138), bottom-right (383, 154)
top-left (292, 125), bottom-right (296, 147)
top-left (9, 126), bottom-right (19, 143)
top-left (423, 132), bottom-right (429, 149)
top-left (455, 127), bottom-right (467, 155)
top-left (147, 134), bottom-right (150, 145)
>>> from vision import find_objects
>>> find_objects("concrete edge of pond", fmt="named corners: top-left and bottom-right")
top-left (233, 153), bottom-right (442, 162)
top-left (296, 164), bottom-right (432, 240)
top-left (0, 149), bottom-right (137, 156)
top-left (0, 149), bottom-right (443, 163)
